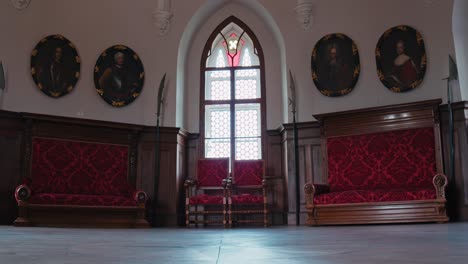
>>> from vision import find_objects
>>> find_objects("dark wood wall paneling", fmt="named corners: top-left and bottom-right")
top-left (0, 111), bottom-right (22, 224)
top-left (440, 101), bottom-right (468, 221)
top-left (137, 127), bottom-right (187, 227)
top-left (280, 122), bottom-right (321, 225)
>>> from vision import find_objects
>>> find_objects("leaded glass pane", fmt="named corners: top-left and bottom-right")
top-left (205, 104), bottom-right (230, 138)
top-left (235, 104), bottom-right (260, 137)
top-left (205, 71), bottom-right (231, 100)
top-left (206, 138), bottom-right (231, 158)
top-left (241, 47), bottom-right (252, 66)
top-left (235, 138), bottom-right (261, 160)
top-left (215, 49), bottom-right (227, 68)
top-left (235, 69), bottom-right (260, 99)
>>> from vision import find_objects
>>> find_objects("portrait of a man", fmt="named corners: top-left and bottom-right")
top-left (30, 35), bottom-right (81, 98)
top-left (376, 25), bottom-right (426, 93)
top-left (94, 45), bottom-right (144, 107)
top-left (37, 47), bottom-right (69, 94)
top-left (98, 52), bottom-right (134, 93)
top-left (311, 33), bottom-right (360, 97)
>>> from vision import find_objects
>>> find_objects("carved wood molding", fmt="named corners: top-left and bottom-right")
top-left (314, 99), bottom-right (442, 137)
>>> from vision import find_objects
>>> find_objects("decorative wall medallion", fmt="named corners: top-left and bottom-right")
top-left (10, 0), bottom-right (31, 10)
top-left (30, 34), bottom-right (81, 98)
top-left (376, 25), bottom-right (427, 93)
top-left (311, 33), bottom-right (360, 97)
top-left (94, 45), bottom-right (145, 107)
top-left (295, 0), bottom-right (315, 31)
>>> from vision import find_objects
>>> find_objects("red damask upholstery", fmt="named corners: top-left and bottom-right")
top-left (197, 158), bottom-right (230, 187)
top-left (189, 194), bottom-right (224, 205)
top-left (31, 137), bottom-right (132, 196)
top-left (327, 127), bottom-right (436, 193)
top-left (314, 189), bottom-right (436, 205)
top-left (28, 193), bottom-right (136, 206)
top-left (233, 160), bottom-right (264, 186)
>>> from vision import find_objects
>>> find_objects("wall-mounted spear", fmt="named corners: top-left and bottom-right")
top-left (444, 56), bottom-right (458, 183)
top-left (289, 69), bottom-right (300, 226)
top-left (153, 73), bottom-right (166, 226)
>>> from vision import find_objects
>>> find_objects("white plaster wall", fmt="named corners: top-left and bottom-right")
top-left (453, 0), bottom-right (468, 101)
top-left (0, 0), bottom-right (456, 130)
top-left (264, 0), bottom-right (455, 122)
top-left (0, 0), bottom-right (201, 127)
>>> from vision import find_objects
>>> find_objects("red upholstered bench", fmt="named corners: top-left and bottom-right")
top-left (305, 100), bottom-right (449, 225)
top-left (14, 137), bottom-right (149, 227)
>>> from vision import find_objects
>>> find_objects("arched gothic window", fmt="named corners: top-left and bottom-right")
top-left (200, 16), bottom-right (266, 162)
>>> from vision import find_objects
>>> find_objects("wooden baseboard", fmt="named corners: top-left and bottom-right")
top-left (306, 199), bottom-right (448, 226)
top-left (14, 204), bottom-right (150, 228)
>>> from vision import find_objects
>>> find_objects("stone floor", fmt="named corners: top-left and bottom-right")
top-left (0, 223), bottom-right (467, 264)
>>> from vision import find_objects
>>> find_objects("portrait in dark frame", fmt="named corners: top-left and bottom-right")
top-left (94, 45), bottom-right (145, 107)
top-left (311, 33), bottom-right (360, 97)
top-left (30, 35), bottom-right (81, 98)
top-left (376, 25), bottom-right (427, 93)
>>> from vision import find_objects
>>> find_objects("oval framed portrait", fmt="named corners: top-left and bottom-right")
top-left (376, 25), bottom-right (427, 93)
top-left (94, 45), bottom-right (145, 107)
top-left (30, 34), bottom-right (81, 98)
top-left (311, 33), bottom-right (360, 97)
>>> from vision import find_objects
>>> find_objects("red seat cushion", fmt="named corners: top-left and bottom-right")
top-left (189, 194), bottom-right (224, 205)
top-left (314, 189), bottom-right (436, 205)
top-left (231, 194), bottom-right (263, 204)
top-left (29, 193), bottom-right (136, 206)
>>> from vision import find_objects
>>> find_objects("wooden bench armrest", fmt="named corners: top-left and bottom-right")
top-left (15, 184), bottom-right (31, 203)
top-left (184, 178), bottom-right (197, 188)
top-left (133, 190), bottom-right (148, 207)
top-left (304, 183), bottom-right (330, 208)
top-left (433, 173), bottom-right (448, 199)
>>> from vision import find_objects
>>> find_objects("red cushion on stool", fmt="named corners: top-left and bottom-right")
top-left (189, 194), bottom-right (224, 205)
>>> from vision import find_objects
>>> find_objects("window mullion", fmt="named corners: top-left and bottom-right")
top-left (230, 68), bottom-right (235, 163)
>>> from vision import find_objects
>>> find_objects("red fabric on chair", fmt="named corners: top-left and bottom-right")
top-left (197, 159), bottom-right (229, 187)
top-left (327, 127), bottom-right (436, 193)
top-left (28, 193), bottom-right (136, 206)
top-left (30, 137), bottom-right (132, 196)
top-left (189, 194), bottom-right (224, 205)
top-left (233, 160), bottom-right (264, 186)
top-left (314, 189), bottom-right (436, 205)
top-left (231, 194), bottom-right (263, 204)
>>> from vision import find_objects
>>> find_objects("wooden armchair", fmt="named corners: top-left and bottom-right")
top-left (184, 158), bottom-right (229, 227)
top-left (227, 160), bottom-right (269, 227)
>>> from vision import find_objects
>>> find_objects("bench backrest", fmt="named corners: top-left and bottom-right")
top-left (327, 127), bottom-right (436, 192)
top-left (31, 137), bottom-right (132, 196)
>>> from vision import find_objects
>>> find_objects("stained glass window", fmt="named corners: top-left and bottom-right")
top-left (202, 18), bottom-right (264, 163)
